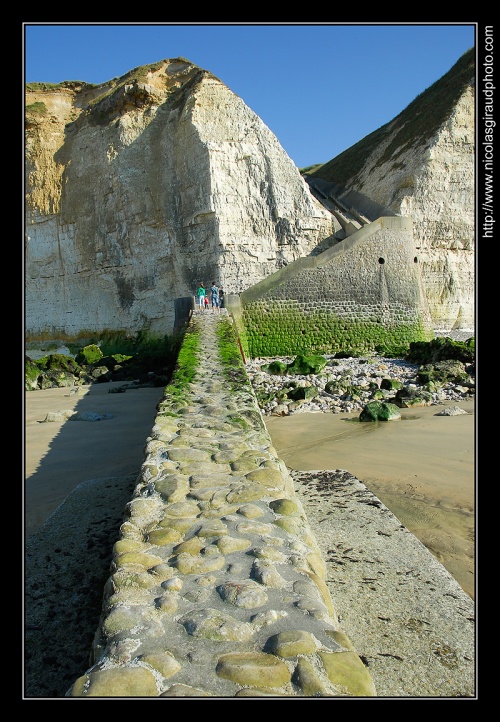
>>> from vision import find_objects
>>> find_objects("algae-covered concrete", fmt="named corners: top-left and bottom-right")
top-left (227, 217), bottom-right (433, 359)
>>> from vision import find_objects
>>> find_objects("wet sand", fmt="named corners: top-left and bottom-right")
top-left (24, 382), bottom-right (166, 539)
top-left (266, 397), bottom-right (475, 599)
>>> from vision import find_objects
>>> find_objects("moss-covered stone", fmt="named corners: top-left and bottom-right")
top-left (416, 359), bottom-right (471, 385)
top-left (394, 386), bottom-right (434, 407)
top-left (241, 304), bottom-right (430, 359)
top-left (286, 354), bottom-right (328, 374)
top-left (261, 360), bottom-right (288, 375)
top-left (380, 377), bottom-right (404, 391)
top-left (287, 385), bottom-right (318, 401)
top-left (406, 336), bottom-right (474, 364)
top-left (75, 344), bottom-right (103, 365)
top-left (359, 401), bottom-right (401, 421)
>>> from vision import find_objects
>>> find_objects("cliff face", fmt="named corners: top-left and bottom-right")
top-left (25, 59), bottom-right (337, 339)
top-left (310, 49), bottom-right (475, 331)
top-left (26, 51), bottom-right (475, 340)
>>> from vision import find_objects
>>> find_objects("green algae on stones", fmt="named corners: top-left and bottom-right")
top-left (286, 354), bottom-right (328, 375)
top-left (359, 401), bottom-right (401, 421)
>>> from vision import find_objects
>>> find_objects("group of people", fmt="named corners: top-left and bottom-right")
top-left (197, 282), bottom-right (224, 313)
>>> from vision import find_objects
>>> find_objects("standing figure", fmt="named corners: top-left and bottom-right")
top-left (218, 286), bottom-right (225, 309)
top-left (197, 283), bottom-right (206, 310)
top-left (210, 281), bottom-right (220, 314)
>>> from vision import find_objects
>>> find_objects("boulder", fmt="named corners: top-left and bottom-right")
top-left (359, 401), bottom-right (401, 422)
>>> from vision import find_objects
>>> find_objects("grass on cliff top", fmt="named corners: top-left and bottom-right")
top-left (26, 80), bottom-right (98, 91)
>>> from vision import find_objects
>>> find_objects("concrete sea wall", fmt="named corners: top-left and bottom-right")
top-left (227, 217), bottom-right (434, 359)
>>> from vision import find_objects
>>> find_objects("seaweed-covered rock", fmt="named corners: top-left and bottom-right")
top-left (394, 386), bottom-right (434, 408)
top-left (380, 378), bottom-right (405, 391)
top-left (26, 349), bottom-right (172, 391)
top-left (75, 344), bottom-right (103, 365)
top-left (286, 354), bottom-right (328, 375)
top-left (25, 356), bottom-right (41, 390)
top-left (38, 369), bottom-right (78, 389)
top-left (324, 372), bottom-right (355, 395)
top-left (286, 385), bottom-right (319, 402)
top-left (36, 353), bottom-right (83, 374)
top-left (416, 360), bottom-right (472, 386)
top-left (406, 337), bottom-right (474, 365)
top-left (261, 360), bottom-right (288, 375)
top-left (359, 401), bottom-right (401, 422)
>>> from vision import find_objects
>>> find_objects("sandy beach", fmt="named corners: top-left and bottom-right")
top-left (24, 382), bottom-right (166, 539)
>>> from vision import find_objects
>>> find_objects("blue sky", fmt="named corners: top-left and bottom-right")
top-left (24, 23), bottom-right (475, 168)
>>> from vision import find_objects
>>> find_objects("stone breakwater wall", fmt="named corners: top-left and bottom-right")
top-left (66, 310), bottom-right (376, 698)
top-left (226, 216), bottom-right (434, 359)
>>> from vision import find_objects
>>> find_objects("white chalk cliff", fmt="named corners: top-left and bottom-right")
top-left (25, 51), bottom-right (474, 339)
top-left (25, 59), bottom-right (337, 339)
top-left (310, 48), bottom-right (475, 331)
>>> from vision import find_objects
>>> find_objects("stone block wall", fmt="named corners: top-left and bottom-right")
top-left (227, 217), bottom-right (434, 359)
